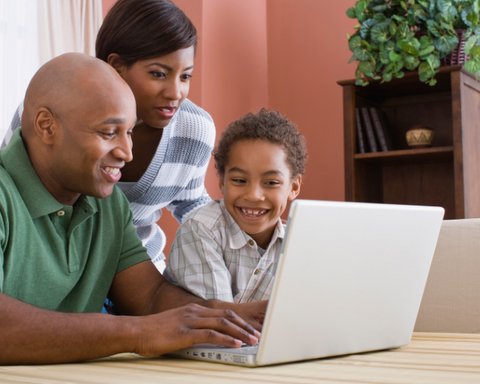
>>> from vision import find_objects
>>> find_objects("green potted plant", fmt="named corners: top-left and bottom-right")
top-left (347, 0), bottom-right (480, 86)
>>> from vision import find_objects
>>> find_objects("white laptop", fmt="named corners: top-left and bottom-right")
top-left (168, 200), bottom-right (445, 367)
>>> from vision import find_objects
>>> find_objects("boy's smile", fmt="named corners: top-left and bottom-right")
top-left (220, 139), bottom-right (301, 249)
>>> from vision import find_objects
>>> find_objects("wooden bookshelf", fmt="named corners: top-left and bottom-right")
top-left (338, 66), bottom-right (480, 219)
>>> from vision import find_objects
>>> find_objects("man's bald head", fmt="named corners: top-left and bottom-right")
top-left (20, 52), bottom-right (137, 205)
top-left (22, 53), bottom-right (133, 139)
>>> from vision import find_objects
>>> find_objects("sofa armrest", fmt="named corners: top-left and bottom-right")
top-left (414, 219), bottom-right (480, 333)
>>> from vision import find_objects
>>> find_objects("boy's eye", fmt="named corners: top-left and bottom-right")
top-left (101, 132), bottom-right (115, 138)
top-left (266, 180), bottom-right (280, 186)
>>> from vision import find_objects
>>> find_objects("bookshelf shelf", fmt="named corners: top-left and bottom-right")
top-left (339, 66), bottom-right (480, 220)
top-left (354, 146), bottom-right (454, 165)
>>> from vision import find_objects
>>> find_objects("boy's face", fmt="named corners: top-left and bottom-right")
top-left (219, 139), bottom-right (301, 249)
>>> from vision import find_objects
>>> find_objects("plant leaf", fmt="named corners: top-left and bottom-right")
top-left (360, 18), bottom-right (378, 39)
top-left (373, 4), bottom-right (389, 12)
top-left (427, 54), bottom-right (441, 69)
top-left (355, 0), bottom-right (368, 15)
top-left (419, 45), bottom-right (435, 56)
top-left (389, 50), bottom-right (403, 62)
top-left (427, 20), bottom-right (441, 37)
top-left (417, 0), bottom-right (429, 8)
top-left (433, 34), bottom-right (459, 53)
top-left (401, 43), bottom-right (420, 55)
top-left (464, 57), bottom-right (480, 73)
top-left (354, 46), bottom-right (371, 61)
top-left (383, 73), bottom-right (393, 82)
top-left (404, 55), bottom-right (416, 63)
top-left (374, 13), bottom-right (387, 23)
top-left (437, 0), bottom-right (458, 18)
top-left (419, 61), bottom-right (435, 81)
top-left (464, 35), bottom-right (477, 55)
top-left (346, 7), bottom-right (356, 19)
top-left (404, 58), bottom-right (420, 70)
top-left (370, 21), bottom-right (390, 43)
top-left (396, 23), bottom-right (410, 40)
top-left (359, 61), bottom-right (375, 75)
top-left (470, 45), bottom-right (480, 58)
top-left (420, 35), bottom-right (433, 49)
top-left (461, 6), bottom-right (475, 28)
top-left (349, 36), bottom-right (363, 51)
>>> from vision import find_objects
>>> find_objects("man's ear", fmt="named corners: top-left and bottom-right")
top-left (288, 175), bottom-right (302, 201)
top-left (34, 107), bottom-right (57, 145)
top-left (108, 53), bottom-right (126, 76)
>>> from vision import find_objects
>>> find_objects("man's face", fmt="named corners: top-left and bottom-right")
top-left (48, 86), bottom-right (136, 205)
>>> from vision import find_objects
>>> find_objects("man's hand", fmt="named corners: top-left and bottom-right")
top-left (132, 303), bottom-right (260, 357)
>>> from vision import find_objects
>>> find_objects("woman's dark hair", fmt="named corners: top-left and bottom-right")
top-left (96, 0), bottom-right (197, 67)
top-left (214, 108), bottom-right (308, 179)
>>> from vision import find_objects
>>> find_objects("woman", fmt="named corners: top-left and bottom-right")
top-left (5, 0), bottom-right (215, 272)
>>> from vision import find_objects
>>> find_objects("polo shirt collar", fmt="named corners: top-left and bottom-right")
top-left (0, 129), bottom-right (98, 218)
top-left (219, 199), bottom-right (285, 250)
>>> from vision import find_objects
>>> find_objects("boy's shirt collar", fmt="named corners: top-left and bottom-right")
top-left (218, 199), bottom-right (285, 251)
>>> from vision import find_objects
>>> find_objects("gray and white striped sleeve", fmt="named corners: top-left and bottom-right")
top-left (1, 102), bottom-right (23, 149)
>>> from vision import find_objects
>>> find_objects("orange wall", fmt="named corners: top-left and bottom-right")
top-left (102, 0), bottom-right (357, 256)
top-left (267, 0), bottom-right (356, 201)
top-left (102, 0), bottom-right (116, 17)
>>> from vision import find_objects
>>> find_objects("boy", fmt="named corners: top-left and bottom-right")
top-left (164, 108), bottom-right (308, 303)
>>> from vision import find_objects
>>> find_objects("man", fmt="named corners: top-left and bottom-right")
top-left (0, 53), bottom-right (265, 365)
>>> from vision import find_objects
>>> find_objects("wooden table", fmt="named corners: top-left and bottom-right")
top-left (1, 333), bottom-right (480, 383)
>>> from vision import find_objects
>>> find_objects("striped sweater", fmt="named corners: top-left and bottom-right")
top-left (2, 99), bottom-right (216, 267)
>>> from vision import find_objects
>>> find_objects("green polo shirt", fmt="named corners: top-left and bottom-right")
top-left (0, 129), bottom-right (150, 312)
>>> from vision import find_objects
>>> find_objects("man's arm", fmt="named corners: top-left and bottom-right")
top-left (0, 290), bottom-right (259, 365)
top-left (109, 260), bottom-right (268, 331)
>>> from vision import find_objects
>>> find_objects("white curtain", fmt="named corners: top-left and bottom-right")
top-left (0, 0), bottom-right (39, 141)
top-left (38, 0), bottom-right (103, 66)
top-left (0, 0), bottom-right (103, 142)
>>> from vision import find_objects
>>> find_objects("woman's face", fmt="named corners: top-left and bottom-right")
top-left (113, 46), bottom-right (195, 128)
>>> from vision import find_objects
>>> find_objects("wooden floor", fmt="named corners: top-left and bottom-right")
top-left (1, 333), bottom-right (480, 383)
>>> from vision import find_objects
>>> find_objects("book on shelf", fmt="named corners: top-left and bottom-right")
top-left (355, 108), bottom-right (366, 154)
top-left (361, 107), bottom-right (378, 153)
top-left (370, 107), bottom-right (394, 152)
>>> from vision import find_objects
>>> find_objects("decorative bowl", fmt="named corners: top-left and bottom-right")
top-left (406, 125), bottom-right (434, 148)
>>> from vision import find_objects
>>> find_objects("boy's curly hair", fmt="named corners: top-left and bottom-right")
top-left (213, 108), bottom-right (308, 179)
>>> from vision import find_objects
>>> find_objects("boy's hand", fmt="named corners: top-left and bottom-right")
top-left (205, 300), bottom-right (268, 332)
top-left (233, 300), bottom-right (268, 331)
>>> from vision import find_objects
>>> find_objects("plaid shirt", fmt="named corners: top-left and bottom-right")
top-left (164, 199), bottom-right (284, 303)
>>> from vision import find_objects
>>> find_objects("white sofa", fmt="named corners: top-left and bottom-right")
top-left (414, 219), bottom-right (480, 333)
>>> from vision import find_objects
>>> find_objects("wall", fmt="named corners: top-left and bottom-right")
top-left (267, 0), bottom-right (357, 201)
top-left (102, 0), bottom-right (116, 17)
top-left (160, 0), bottom-right (269, 256)
top-left (102, 0), bottom-right (357, 256)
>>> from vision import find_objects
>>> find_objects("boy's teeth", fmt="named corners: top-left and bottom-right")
top-left (241, 208), bottom-right (266, 215)
top-left (105, 167), bottom-right (119, 176)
